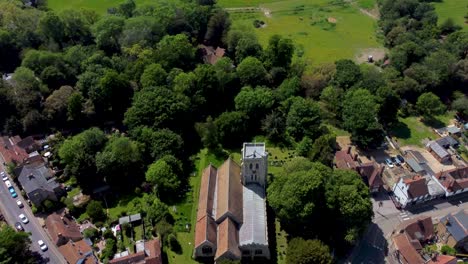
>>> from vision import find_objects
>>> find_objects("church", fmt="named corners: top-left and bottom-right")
top-left (194, 143), bottom-right (270, 262)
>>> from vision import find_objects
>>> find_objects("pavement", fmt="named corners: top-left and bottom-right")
top-left (345, 191), bottom-right (468, 264)
top-left (0, 163), bottom-right (65, 264)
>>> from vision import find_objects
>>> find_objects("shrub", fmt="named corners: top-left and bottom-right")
top-left (441, 245), bottom-right (456, 256)
top-left (168, 233), bottom-right (181, 253)
top-left (103, 229), bottom-right (114, 239)
top-left (86, 201), bottom-right (106, 222)
top-left (83, 228), bottom-right (99, 242)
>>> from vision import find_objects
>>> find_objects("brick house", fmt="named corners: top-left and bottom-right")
top-left (437, 210), bottom-right (468, 252)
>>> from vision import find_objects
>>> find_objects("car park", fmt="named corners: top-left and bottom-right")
top-left (19, 214), bottom-right (28, 224)
top-left (16, 200), bottom-right (23, 208)
top-left (9, 188), bottom-right (17, 198)
top-left (37, 240), bottom-right (48, 251)
top-left (385, 158), bottom-right (394, 168)
top-left (15, 222), bottom-right (24, 231)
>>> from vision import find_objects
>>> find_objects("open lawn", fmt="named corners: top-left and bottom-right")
top-left (390, 112), bottom-right (455, 147)
top-left (47, 0), bottom-right (154, 14)
top-left (229, 0), bottom-right (383, 64)
top-left (433, 0), bottom-right (468, 30)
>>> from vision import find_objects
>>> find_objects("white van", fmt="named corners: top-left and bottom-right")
top-left (5, 180), bottom-right (12, 188)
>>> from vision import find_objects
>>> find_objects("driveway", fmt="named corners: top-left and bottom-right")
top-left (401, 146), bottom-right (455, 174)
top-left (0, 165), bottom-right (65, 263)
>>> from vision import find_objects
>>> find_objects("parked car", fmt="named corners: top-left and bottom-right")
top-left (9, 188), bottom-right (17, 198)
top-left (391, 157), bottom-right (401, 166)
top-left (5, 180), bottom-right (12, 188)
top-left (1, 172), bottom-right (7, 181)
top-left (37, 240), bottom-right (48, 251)
top-left (396, 155), bottom-right (405, 163)
top-left (15, 222), bottom-right (24, 231)
top-left (19, 214), bottom-right (28, 224)
top-left (16, 200), bottom-right (23, 208)
top-left (385, 158), bottom-right (394, 168)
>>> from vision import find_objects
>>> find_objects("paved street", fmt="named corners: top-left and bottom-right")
top-left (346, 191), bottom-right (468, 264)
top-left (0, 165), bottom-right (65, 264)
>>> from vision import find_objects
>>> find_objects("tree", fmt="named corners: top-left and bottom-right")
top-left (205, 10), bottom-right (231, 46)
top-left (234, 86), bottom-right (274, 120)
top-left (440, 18), bottom-right (461, 35)
top-left (117, 0), bottom-right (136, 18)
top-left (320, 86), bottom-right (344, 119)
top-left (333, 59), bottom-right (362, 89)
top-left (101, 238), bottom-right (117, 262)
top-left (452, 96), bottom-right (468, 116)
top-left (91, 16), bottom-right (124, 54)
top-left (145, 196), bottom-right (170, 225)
top-left (94, 70), bottom-right (133, 119)
top-left (130, 127), bottom-right (184, 161)
top-left (276, 77), bottom-right (301, 101)
top-left (195, 116), bottom-right (219, 151)
top-left (140, 63), bottom-right (167, 88)
top-left (376, 86), bottom-right (400, 126)
top-left (214, 111), bottom-right (249, 149)
top-left (342, 89), bottom-right (382, 148)
top-left (86, 201), bottom-right (106, 222)
top-left (124, 87), bottom-right (190, 131)
top-left (235, 35), bottom-right (263, 63)
top-left (60, 9), bottom-right (94, 45)
top-left (67, 92), bottom-right (84, 121)
top-left (120, 16), bottom-right (163, 48)
top-left (309, 133), bottom-right (336, 167)
top-left (155, 34), bottom-right (195, 70)
top-left (11, 67), bottom-right (42, 116)
top-left (262, 111), bottom-right (286, 143)
top-left (146, 155), bottom-right (183, 197)
top-left (236, 57), bottom-right (266, 86)
top-left (265, 35), bottom-right (294, 68)
top-left (58, 128), bottom-right (107, 191)
top-left (286, 238), bottom-right (333, 264)
top-left (268, 159), bottom-right (328, 225)
top-left (83, 228), bottom-right (99, 242)
top-left (441, 245), bottom-right (456, 256)
top-left (416, 92), bottom-right (446, 120)
top-left (38, 11), bottom-right (65, 46)
top-left (0, 225), bottom-right (35, 264)
top-left (286, 97), bottom-right (322, 141)
top-left (43, 86), bottom-right (75, 123)
top-left (96, 135), bottom-right (143, 190)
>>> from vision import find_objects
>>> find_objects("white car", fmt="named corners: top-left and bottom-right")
top-left (37, 240), bottom-right (48, 251)
top-left (5, 180), bottom-right (12, 188)
top-left (16, 200), bottom-right (23, 208)
top-left (19, 214), bottom-right (29, 224)
top-left (1, 172), bottom-right (7, 181)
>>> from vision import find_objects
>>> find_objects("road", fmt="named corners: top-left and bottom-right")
top-left (0, 165), bottom-right (65, 264)
top-left (346, 191), bottom-right (468, 264)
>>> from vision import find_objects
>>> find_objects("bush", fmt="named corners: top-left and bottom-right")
top-left (103, 229), bottom-right (114, 239)
top-left (86, 201), bottom-right (106, 222)
top-left (83, 228), bottom-right (99, 242)
top-left (441, 245), bottom-right (456, 256)
top-left (100, 238), bottom-right (117, 262)
top-left (253, 20), bottom-right (265, 28)
top-left (167, 233), bottom-right (182, 253)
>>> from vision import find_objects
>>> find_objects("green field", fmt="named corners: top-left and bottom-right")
top-left (433, 0), bottom-right (468, 30)
top-left (229, 0), bottom-right (383, 64)
top-left (47, 0), bottom-right (153, 14)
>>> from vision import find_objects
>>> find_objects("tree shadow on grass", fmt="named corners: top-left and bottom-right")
top-left (421, 117), bottom-right (445, 129)
top-left (390, 121), bottom-right (411, 140)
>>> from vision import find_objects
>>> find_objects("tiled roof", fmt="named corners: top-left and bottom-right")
top-left (399, 216), bottom-right (434, 242)
top-left (195, 214), bottom-right (217, 248)
top-left (239, 183), bottom-right (268, 246)
top-left (427, 141), bottom-right (449, 159)
top-left (440, 210), bottom-right (468, 242)
top-left (392, 233), bottom-right (425, 264)
top-left (18, 162), bottom-right (59, 195)
top-left (215, 218), bottom-right (241, 261)
top-left (436, 136), bottom-right (458, 148)
top-left (428, 254), bottom-right (457, 264)
top-left (358, 162), bottom-right (383, 189)
top-left (58, 240), bottom-right (96, 264)
top-left (215, 158), bottom-right (243, 224)
top-left (334, 150), bottom-right (358, 170)
top-left (0, 136), bottom-right (29, 164)
top-left (436, 167), bottom-right (468, 192)
top-left (406, 158), bottom-right (424, 173)
top-left (404, 175), bottom-right (429, 199)
top-left (109, 251), bottom-right (145, 264)
top-left (197, 165), bottom-right (217, 222)
top-left (144, 239), bottom-right (162, 264)
top-left (45, 212), bottom-right (82, 246)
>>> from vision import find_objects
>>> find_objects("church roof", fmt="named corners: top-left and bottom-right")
top-left (239, 183), bottom-right (268, 246)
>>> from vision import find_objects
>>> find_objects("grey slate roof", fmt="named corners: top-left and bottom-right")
top-left (239, 183), bottom-right (268, 246)
top-left (407, 158), bottom-right (424, 173)
top-left (427, 141), bottom-right (449, 159)
top-left (18, 163), bottom-right (59, 194)
top-left (436, 136), bottom-right (459, 148)
top-left (441, 210), bottom-right (468, 242)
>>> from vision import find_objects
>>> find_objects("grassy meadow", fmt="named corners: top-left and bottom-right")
top-left (47, 0), bottom-right (154, 14)
top-left (433, 0), bottom-right (468, 30)
top-left (228, 0), bottom-right (383, 64)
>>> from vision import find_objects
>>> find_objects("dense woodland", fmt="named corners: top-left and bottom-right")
top-left (0, 0), bottom-right (467, 262)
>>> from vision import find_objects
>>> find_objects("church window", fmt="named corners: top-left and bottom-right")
top-left (202, 246), bottom-right (212, 254)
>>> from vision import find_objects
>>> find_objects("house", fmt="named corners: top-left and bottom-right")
top-left (58, 239), bottom-right (98, 264)
top-left (17, 160), bottom-right (63, 206)
top-left (436, 136), bottom-right (459, 149)
top-left (357, 162), bottom-right (384, 193)
top-left (393, 175), bottom-right (431, 208)
top-left (427, 141), bottom-right (451, 163)
top-left (194, 143), bottom-right (270, 263)
top-left (437, 210), bottom-right (468, 252)
top-left (45, 212), bottom-right (83, 246)
top-left (334, 147), bottom-right (359, 170)
top-left (435, 126), bottom-right (461, 137)
top-left (109, 238), bottom-right (162, 264)
top-left (0, 136), bottom-right (30, 165)
top-left (434, 167), bottom-right (468, 197)
top-left (406, 158), bottom-right (426, 174)
top-left (391, 216), bottom-right (457, 264)
top-left (199, 45), bottom-right (226, 65)
top-left (119, 213), bottom-right (142, 225)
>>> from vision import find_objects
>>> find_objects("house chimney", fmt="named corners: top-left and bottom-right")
top-left (58, 233), bottom-right (62, 238)
top-left (347, 146), bottom-right (351, 154)
top-left (353, 154), bottom-right (358, 161)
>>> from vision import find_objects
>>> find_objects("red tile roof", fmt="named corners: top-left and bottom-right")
top-left (215, 158), bottom-right (243, 224)
top-left (392, 233), bottom-right (425, 264)
top-left (58, 240), bottom-right (96, 264)
top-left (0, 136), bottom-right (29, 164)
top-left (195, 214), bottom-right (217, 248)
top-left (334, 149), bottom-right (358, 170)
top-left (144, 239), bottom-right (162, 264)
top-left (215, 218), bottom-right (241, 261)
top-left (436, 166), bottom-right (468, 192)
top-left (197, 165), bottom-right (217, 222)
top-left (45, 212), bottom-right (82, 246)
top-left (402, 216), bottom-right (434, 242)
top-left (404, 175), bottom-right (429, 199)
top-left (358, 162), bottom-right (384, 189)
top-left (109, 251), bottom-right (145, 264)
top-left (429, 255), bottom-right (457, 264)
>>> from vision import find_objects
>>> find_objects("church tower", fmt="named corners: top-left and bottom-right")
top-left (241, 142), bottom-right (268, 187)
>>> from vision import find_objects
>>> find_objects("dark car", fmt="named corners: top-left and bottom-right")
top-left (391, 157), bottom-right (401, 166)
top-left (15, 222), bottom-right (24, 231)
top-left (397, 155), bottom-right (405, 163)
